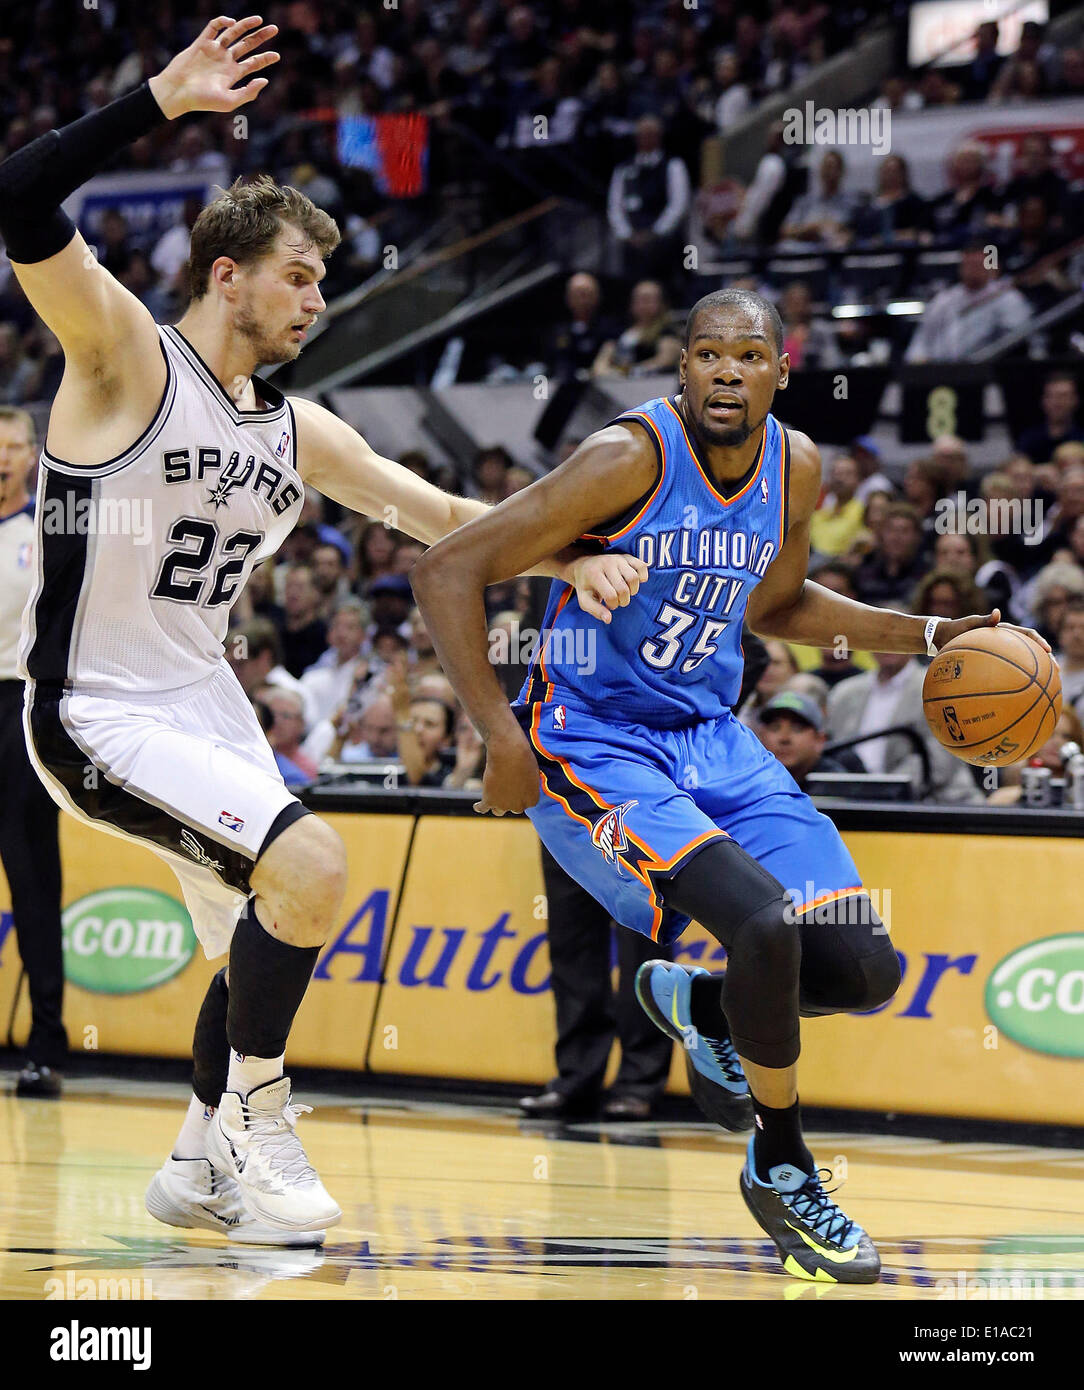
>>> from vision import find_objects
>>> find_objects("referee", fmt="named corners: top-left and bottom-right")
top-left (0, 405), bottom-right (66, 1096)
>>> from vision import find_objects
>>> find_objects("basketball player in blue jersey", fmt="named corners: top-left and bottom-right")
top-left (413, 289), bottom-right (1047, 1283)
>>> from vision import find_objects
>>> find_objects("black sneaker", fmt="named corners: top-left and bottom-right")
top-left (740, 1135), bottom-right (881, 1283)
top-left (15, 1061), bottom-right (62, 1098)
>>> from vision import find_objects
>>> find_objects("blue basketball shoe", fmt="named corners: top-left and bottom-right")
top-left (740, 1136), bottom-right (881, 1283)
top-left (634, 961), bottom-right (753, 1131)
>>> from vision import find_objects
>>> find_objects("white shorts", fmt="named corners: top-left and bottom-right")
top-left (24, 662), bottom-right (308, 959)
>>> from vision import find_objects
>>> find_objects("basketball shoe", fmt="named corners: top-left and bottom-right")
top-left (204, 1076), bottom-right (342, 1232)
top-left (145, 1156), bottom-right (326, 1246)
top-left (634, 961), bottom-right (753, 1130)
top-left (740, 1135), bottom-right (881, 1283)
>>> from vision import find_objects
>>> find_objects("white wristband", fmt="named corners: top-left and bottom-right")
top-left (923, 616), bottom-right (941, 657)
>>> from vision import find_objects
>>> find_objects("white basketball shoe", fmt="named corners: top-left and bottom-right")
top-left (204, 1076), bottom-right (342, 1232)
top-left (145, 1155), bottom-right (326, 1246)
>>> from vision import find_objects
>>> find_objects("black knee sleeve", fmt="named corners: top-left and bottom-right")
top-left (226, 899), bottom-right (320, 1059)
top-left (192, 968), bottom-right (229, 1107)
top-left (797, 895), bottom-right (902, 1016)
top-left (661, 839), bottom-right (801, 1070)
top-left (721, 901), bottom-right (802, 1067)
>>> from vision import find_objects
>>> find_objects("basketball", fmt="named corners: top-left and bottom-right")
top-left (922, 627), bottom-right (1062, 767)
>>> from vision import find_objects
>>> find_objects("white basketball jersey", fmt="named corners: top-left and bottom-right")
top-left (19, 324), bottom-right (304, 693)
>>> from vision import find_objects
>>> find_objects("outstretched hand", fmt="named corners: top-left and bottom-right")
top-left (933, 610), bottom-right (1051, 654)
top-left (150, 15), bottom-right (280, 119)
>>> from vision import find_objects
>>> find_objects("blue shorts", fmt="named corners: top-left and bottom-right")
top-left (516, 700), bottom-right (863, 945)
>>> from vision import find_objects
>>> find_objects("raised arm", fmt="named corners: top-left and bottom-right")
top-left (410, 425), bottom-right (659, 813)
top-left (746, 430), bottom-right (1049, 653)
top-left (0, 16), bottom-right (280, 449)
top-left (291, 395), bottom-right (647, 614)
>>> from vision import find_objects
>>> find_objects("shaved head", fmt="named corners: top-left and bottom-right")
top-left (685, 289), bottom-right (783, 355)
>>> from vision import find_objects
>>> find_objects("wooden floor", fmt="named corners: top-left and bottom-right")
top-left (2, 1075), bottom-right (1083, 1301)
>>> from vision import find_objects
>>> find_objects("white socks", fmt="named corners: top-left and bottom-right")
top-left (227, 1048), bottom-right (285, 1098)
top-left (173, 1093), bottom-right (216, 1160)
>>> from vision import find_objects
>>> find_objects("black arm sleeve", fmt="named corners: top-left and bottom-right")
top-left (0, 82), bottom-right (170, 264)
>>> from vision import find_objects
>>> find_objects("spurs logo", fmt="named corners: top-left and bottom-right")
top-left (180, 828), bottom-right (224, 872)
top-left (591, 800), bottom-right (638, 865)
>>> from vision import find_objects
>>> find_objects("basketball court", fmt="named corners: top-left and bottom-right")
top-left (2, 1075), bottom-right (1082, 1302)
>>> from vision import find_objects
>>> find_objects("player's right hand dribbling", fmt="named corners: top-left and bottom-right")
top-left (474, 728), bottom-right (540, 816)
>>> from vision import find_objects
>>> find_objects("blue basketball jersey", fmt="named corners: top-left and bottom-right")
top-left (517, 395), bottom-right (792, 727)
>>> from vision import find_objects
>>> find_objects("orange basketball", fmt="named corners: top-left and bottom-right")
top-left (922, 627), bottom-right (1062, 767)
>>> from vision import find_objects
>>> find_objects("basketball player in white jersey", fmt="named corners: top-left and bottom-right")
top-left (0, 16), bottom-right (645, 1245)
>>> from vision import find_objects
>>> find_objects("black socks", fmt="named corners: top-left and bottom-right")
top-left (751, 1094), bottom-right (815, 1182)
top-left (192, 967), bottom-right (229, 1107)
top-left (226, 898), bottom-right (320, 1059)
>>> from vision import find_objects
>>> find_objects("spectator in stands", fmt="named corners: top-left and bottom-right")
top-left (408, 606), bottom-right (444, 682)
top-left (911, 567), bottom-right (987, 622)
top-left (357, 520), bottom-right (399, 584)
top-left (1016, 373), bottom-right (1084, 465)
top-left (258, 687), bottom-right (319, 785)
top-left (365, 572), bottom-right (414, 641)
top-left (508, 55), bottom-right (582, 149)
top-left (730, 120), bottom-right (804, 248)
top-left (393, 537), bottom-right (426, 573)
top-left (847, 436), bottom-right (893, 502)
top-left (592, 280), bottom-right (681, 379)
top-left (386, 656), bottom-right (465, 787)
top-left (850, 154), bottom-right (929, 247)
top-left (1000, 133), bottom-right (1070, 231)
top-left (95, 207), bottom-right (133, 277)
top-left (470, 445), bottom-right (513, 505)
top-left (300, 598), bottom-right (369, 726)
top-left (986, 706), bottom-right (1084, 804)
top-left (904, 239), bottom-right (1031, 363)
top-left (735, 639), bottom-right (798, 730)
top-left (902, 457), bottom-right (947, 538)
top-left (757, 691), bottom-right (855, 793)
top-left (929, 145), bottom-right (1002, 247)
top-left (1002, 197), bottom-right (1071, 310)
top-left (847, 490), bottom-right (897, 564)
top-left (1052, 597), bottom-right (1084, 711)
top-left (151, 196), bottom-right (203, 307)
top-left (1027, 560), bottom-right (1084, 646)
top-left (226, 617), bottom-right (312, 717)
top-left (546, 272), bottom-right (616, 380)
top-left (826, 645), bottom-right (981, 803)
top-left (0, 323), bottom-right (37, 404)
top-left (778, 281), bottom-right (840, 370)
top-left (990, 22), bottom-right (1058, 103)
top-left (855, 502), bottom-right (929, 605)
top-left (696, 50), bottom-right (751, 136)
top-left (310, 542), bottom-right (351, 621)
top-left (606, 115), bottom-right (691, 282)
top-left (317, 691), bottom-right (400, 767)
top-left (496, 5), bottom-right (550, 88)
top-left (961, 20), bottom-right (1004, 102)
top-left (810, 452), bottom-right (864, 558)
top-left (280, 565), bottom-right (329, 679)
top-left (579, 59), bottom-right (634, 179)
top-left (780, 150), bottom-right (855, 249)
